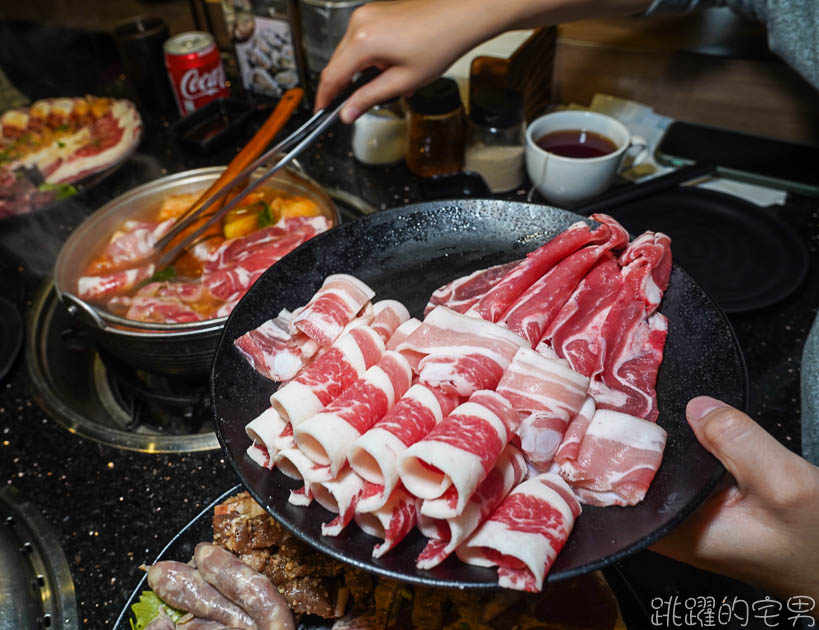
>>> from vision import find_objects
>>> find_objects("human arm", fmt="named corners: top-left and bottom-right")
top-left (314, 0), bottom-right (653, 122)
top-left (651, 396), bottom-right (819, 606)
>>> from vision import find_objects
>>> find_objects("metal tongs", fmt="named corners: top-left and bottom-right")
top-left (154, 67), bottom-right (380, 267)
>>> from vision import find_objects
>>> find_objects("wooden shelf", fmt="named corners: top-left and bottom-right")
top-left (553, 9), bottom-right (819, 144)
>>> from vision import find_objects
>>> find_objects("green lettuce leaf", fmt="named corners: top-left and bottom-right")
top-left (129, 590), bottom-right (184, 629)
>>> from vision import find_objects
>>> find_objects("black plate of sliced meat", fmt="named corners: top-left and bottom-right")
top-left (210, 199), bottom-right (748, 589)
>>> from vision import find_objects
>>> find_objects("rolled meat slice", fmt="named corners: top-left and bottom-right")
top-left (354, 483), bottom-right (419, 558)
top-left (95, 218), bottom-right (175, 270)
top-left (246, 441), bottom-right (273, 470)
top-left (455, 473), bottom-right (580, 592)
top-left (292, 274), bottom-right (375, 347)
top-left (472, 220), bottom-right (609, 322)
top-left (370, 300), bottom-right (411, 343)
top-left (245, 407), bottom-right (288, 464)
top-left (424, 260), bottom-right (520, 316)
top-left (399, 306), bottom-right (529, 397)
top-left (349, 383), bottom-right (459, 513)
top-left (502, 215), bottom-right (628, 347)
top-left (288, 486), bottom-right (313, 506)
top-left (386, 318), bottom-right (421, 348)
top-left (468, 389), bottom-right (522, 435)
top-left (591, 232), bottom-right (672, 422)
top-left (234, 309), bottom-right (314, 382)
top-left (495, 347), bottom-right (590, 469)
top-left (386, 318), bottom-right (423, 372)
top-left (272, 424), bottom-right (296, 451)
top-left (564, 409), bottom-right (667, 506)
top-left (543, 253), bottom-right (623, 379)
top-left (274, 447), bottom-right (333, 505)
top-left (270, 325), bottom-right (385, 426)
top-left (146, 561), bottom-right (255, 630)
top-left (202, 219), bottom-right (330, 305)
top-left (553, 396), bottom-right (596, 476)
top-left (398, 390), bottom-right (510, 516)
top-left (313, 467), bottom-right (366, 536)
top-left (618, 231), bottom-right (673, 305)
top-left (416, 444), bottom-right (526, 570)
top-left (77, 263), bottom-right (155, 302)
top-left (194, 542), bottom-right (295, 630)
top-left (294, 351), bottom-right (412, 476)
top-left (591, 312), bottom-right (668, 423)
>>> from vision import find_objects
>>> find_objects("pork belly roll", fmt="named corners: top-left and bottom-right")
top-left (274, 447), bottom-right (333, 506)
top-left (496, 347), bottom-right (590, 470)
top-left (350, 383), bottom-right (459, 513)
top-left (354, 483), bottom-right (419, 558)
top-left (246, 441), bottom-right (273, 470)
top-left (398, 306), bottom-right (529, 397)
top-left (292, 274), bottom-right (375, 347)
top-left (234, 309), bottom-right (317, 383)
top-left (313, 467), bottom-right (366, 536)
top-left (78, 263), bottom-right (155, 302)
top-left (416, 444), bottom-right (526, 570)
top-left (270, 325), bottom-right (385, 426)
top-left (456, 473), bottom-right (580, 592)
top-left (398, 390), bottom-right (512, 517)
top-left (386, 318), bottom-right (423, 372)
top-left (370, 300), bottom-right (411, 343)
top-left (552, 396), bottom-right (596, 476)
top-left (295, 351), bottom-right (413, 477)
top-left (563, 409), bottom-right (667, 506)
top-left (245, 406), bottom-right (288, 466)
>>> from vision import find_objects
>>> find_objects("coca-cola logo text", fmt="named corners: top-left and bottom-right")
top-left (179, 66), bottom-right (226, 100)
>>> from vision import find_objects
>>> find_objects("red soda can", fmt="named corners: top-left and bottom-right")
top-left (164, 31), bottom-right (229, 115)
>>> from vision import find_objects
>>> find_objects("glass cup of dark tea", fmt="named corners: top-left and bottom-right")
top-left (525, 111), bottom-right (648, 205)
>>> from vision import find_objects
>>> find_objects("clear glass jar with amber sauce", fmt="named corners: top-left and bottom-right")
top-left (406, 77), bottom-right (465, 177)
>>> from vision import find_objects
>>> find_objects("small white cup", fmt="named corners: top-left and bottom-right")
top-left (525, 110), bottom-right (648, 206)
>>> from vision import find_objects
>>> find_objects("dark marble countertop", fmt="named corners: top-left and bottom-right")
top-left (1, 19), bottom-right (818, 630)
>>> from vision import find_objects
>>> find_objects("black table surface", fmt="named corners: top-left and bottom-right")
top-left (1, 19), bottom-right (817, 630)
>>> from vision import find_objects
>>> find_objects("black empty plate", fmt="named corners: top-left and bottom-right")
top-left (211, 199), bottom-right (747, 589)
top-left (605, 187), bottom-right (808, 313)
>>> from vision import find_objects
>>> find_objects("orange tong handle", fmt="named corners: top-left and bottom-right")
top-left (164, 88), bottom-right (304, 251)
top-left (186, 87), bottom-right (304, 218)
top-left (225, 87), bottom-right (304, 177)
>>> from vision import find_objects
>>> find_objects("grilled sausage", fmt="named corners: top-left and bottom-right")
top-left (146, 561), bottom-right (257, 630)
top-left (194, 542), bottom-right (295, 630)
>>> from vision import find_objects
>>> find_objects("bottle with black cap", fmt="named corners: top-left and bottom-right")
top-left (464, 87), bottom-right (525, 193)
top-left (406, 77), bottom-right (465, 177)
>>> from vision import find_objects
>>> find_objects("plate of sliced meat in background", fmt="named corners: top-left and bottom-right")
top-left (211, 199), bottom-right (748, 589)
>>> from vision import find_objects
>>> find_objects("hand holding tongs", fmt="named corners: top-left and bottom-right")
top-left (154, 68), bottom-right (380, 268)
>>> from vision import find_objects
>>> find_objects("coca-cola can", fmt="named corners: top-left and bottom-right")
top-left (164, 31), bottom-right (229, 115)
